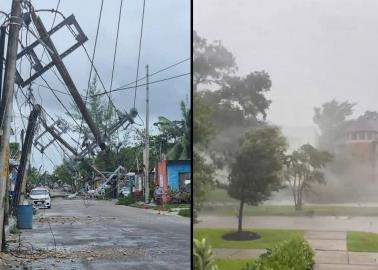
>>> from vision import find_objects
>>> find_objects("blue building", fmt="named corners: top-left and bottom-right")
top-left (156, 160), bottom-right (191, 191)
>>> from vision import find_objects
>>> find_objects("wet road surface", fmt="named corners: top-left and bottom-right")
top-left (8, 198), bottom-right (190, 269)
top-left (196, 214), bottom-right (378, 233)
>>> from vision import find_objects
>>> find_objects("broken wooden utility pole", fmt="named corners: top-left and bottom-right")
top-left (30, 10), bottom-right (106, 150)
top-left (144, 65), bottom-right (150, 204)
top-left (14, 105), bottom-right (41, 206)
top-left (0, 26), bottom-right (6, 100)
top-left (0, 0), bottom-right (22, 250)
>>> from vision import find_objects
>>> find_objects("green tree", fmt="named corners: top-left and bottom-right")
top-left (284, 144), bottom-right (333, 210)
top-left (313, 100), bottom-right (355, 151)
top-left (10, 142), bottom-right (20, 160)
top-left (193, 92), bottom-right (212, 146)
top-left (53, 160), bottom-right (76, 189)
top-left (228, 126), bottom-right (287, 233)
top-left (72, 77), bottom-right (116, 133)
top-left (193, 151), bottom-right (213, 217)
top-left (358, 110), bottom-right (378, 120)
top-left (155, 101), bottom-right (191, 160)
top-left (193, 30), bottom-right (236, 91)
top-left (195, 32), bottom-right (272, 178)
top-left (193, 93), bottom-right (214, 219)
top-left (27, 167), bottom-right (41, 185)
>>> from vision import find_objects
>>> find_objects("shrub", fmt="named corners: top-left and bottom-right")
top-left (243, 238), bottom-right (314, 270)
top-left (178, 208), bottom-right (191, 217)
top-left (193, 238), bottom-right (218, 270)
top-left (117, 195), bottom-right (136, 206)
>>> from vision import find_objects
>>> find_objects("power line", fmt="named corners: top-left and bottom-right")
top-left (133, 0), bottom-right (146, 108)
top-left (81, 44), bottom-right (119, 113)
top-left (86, 0), bottom-right (104, 91)
top-left (117, 58), bottom-right (190, 89)
top-left (39, 0), bottom-right (61, 61)
top-left (39, 75), bottom-right (81, 129)
top-left (31, 82), bottom-right (71, 96)
top-left (92, 72), bottom-right (190, 97)
top-left (78, 0), bottom-right (105, 152)
top-left (106, 0), bottom-right (124, 131)
top-left (109, 0), bottom-right (123, 93)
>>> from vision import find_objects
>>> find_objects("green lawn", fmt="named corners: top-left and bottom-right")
top-left (215, 259), bottom-right (254, 270)
top-left (206, 188), bottom-right (237, 203)
top-left (347, 232), bottom-right (378, 252)
top-left (194, 228), bottom-right (303, 249)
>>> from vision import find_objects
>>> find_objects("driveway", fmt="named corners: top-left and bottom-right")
top-left (6, 198), bottom-right (190, 269)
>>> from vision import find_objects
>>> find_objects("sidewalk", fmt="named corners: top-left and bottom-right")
top-left (4, 216), bottom-right (16, 236)
top-left (208, 230), bottom-right (378, 270)
top-left (212, 248), bottom-right (266, 259)
top-left (305, 231), bottom-right (378, 270)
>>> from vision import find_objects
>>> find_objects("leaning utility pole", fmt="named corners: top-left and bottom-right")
top-left (30, 10), bottom-right (106, 150)
top-left (14, 105), bottom-right (41, 206)
top-left (0, 0), bottom-right (22, 250)
top-left (144, 65), bottom-right (150, 204)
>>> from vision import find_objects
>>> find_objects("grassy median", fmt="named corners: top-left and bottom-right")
top-left (347, 232), bottom-right (378, 252)
top-left (194, 228), bottom-right (303, 249)
top-left (215, 259), bottom-right (254, 270)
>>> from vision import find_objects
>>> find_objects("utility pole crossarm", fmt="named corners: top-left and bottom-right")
top-left (39, 118), bottom-right (78, 156)
top-left (30, 10), bottom-right (105, 150)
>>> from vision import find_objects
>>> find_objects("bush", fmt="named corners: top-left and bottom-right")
top-left (193, 238), bottom-right (218, 270)
top-left (178, 208), bottom-right (191, 217)
top-left (243, 238), bottom-right (314, 270)
top-left (117, 195), bottom-right (136, 206)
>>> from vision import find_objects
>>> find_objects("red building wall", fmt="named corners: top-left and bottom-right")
top-left (155, 160), bottom-right (168, 191)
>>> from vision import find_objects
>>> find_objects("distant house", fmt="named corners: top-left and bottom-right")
top-left (155, 160), bottom-right (191, 192)
top-left (336, 119), bottom-right (378, 181)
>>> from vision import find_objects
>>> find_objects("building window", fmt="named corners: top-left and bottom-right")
top-left (179, 172), bottom-right (191, 191)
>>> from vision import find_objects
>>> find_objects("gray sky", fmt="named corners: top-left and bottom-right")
top-left (2, 0), bottom-right (190, 172)
top-left (194, 0), bottom-right (378, 127)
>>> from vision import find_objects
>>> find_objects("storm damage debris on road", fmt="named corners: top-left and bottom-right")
top-left (0, 246), bottom-right (147, 269)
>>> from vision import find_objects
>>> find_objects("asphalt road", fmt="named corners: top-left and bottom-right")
top-left (10, 198), bottom-right (190, 270)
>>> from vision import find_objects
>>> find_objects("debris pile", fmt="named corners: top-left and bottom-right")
top-left (0, 246), bottom-right (147, 268)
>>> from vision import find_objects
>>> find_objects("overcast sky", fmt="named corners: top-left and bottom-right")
top-left (194, 0), bottom-right (378, 128)
top-left (2, 0), bottom-right (190, 172)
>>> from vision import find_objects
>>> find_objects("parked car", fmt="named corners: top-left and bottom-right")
top-left (30, 187), bottom-right (51, 209)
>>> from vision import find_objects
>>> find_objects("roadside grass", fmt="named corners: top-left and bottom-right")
top-left (204, 187), bottom-right (378, 217)
top-left (194, 228), bottom-right (303, 249)
top-left (203, 204), bottom-right (378, 217)
top-left (178, 208), bottom-right (190, 217)
top-left (124, 201), bottom-right (191, 213)
top-left (215, 259), bottom-right (254, 270)
top-left (347, 232), bottom-right (378, 252)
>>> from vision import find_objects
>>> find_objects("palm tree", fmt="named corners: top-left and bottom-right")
top-left (155, 101), bottom-right (191, 160)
